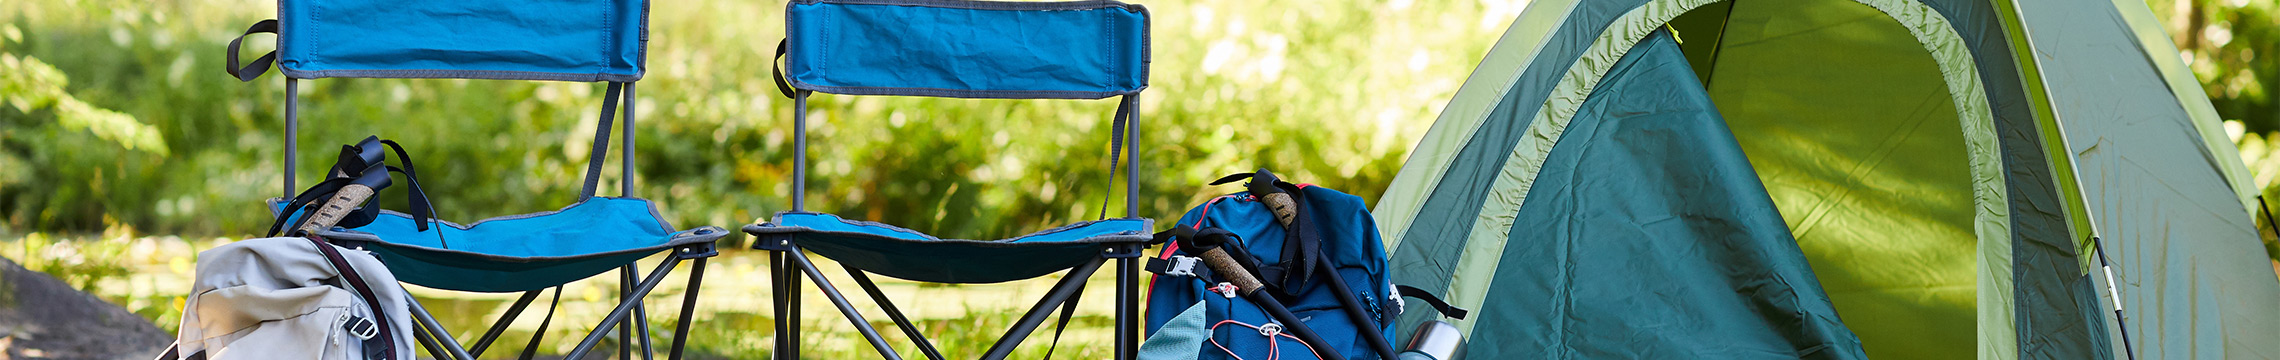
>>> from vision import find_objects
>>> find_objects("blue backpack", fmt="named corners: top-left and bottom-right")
top-left (1143, 170), bottom-right (1462, 360)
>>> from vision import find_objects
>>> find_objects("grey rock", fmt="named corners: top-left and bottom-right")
top-left (0, 256), bottom-right (169, 360)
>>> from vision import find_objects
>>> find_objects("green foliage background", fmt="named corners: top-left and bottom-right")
top-left (2, 0), bottom-right (2277, 357)
top-left (1, 0), bottom-right (2272, 252)
top-left (0, 0), bottom-right (1509, 239)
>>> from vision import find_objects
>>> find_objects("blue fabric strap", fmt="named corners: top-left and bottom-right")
top-left (580, 82), bottom-right (626, 199)
top-left (1099, 95), bottom-right (1135, 220)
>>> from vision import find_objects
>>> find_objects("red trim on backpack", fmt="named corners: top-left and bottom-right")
top-left (1147, 194), bottom-right (1241, 322)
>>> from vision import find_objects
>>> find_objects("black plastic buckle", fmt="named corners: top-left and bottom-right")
top-left (1102, 244), bottom-right (1146, 258)
top-left (674, 242), bottom-right (719, 259)
top-left (752, 234), bottom-right (797, 252)
top-left (346, 315), bottom-right (380, 340)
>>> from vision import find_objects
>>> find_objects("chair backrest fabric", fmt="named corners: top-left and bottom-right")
top-left (276, 0), bottom-right (648, 82)
top-left (783, 0), bottom-right (1149, 99)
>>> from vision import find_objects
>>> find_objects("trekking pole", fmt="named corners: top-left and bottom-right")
top-left (1237, 169), bottom-right (1402, 360)
top-left (1177, 228), bottom-right (1348, 360)
top-left (289, 169), bottom-right (392, 236)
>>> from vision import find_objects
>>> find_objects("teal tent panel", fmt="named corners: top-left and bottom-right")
top-left (1386, 0), bottom-right (1633, 338)
top-left (1464, 30), bottom-right (1864, 359)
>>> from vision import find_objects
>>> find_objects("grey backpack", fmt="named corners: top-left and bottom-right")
top-left (158, 236), bottom-right (413, 360)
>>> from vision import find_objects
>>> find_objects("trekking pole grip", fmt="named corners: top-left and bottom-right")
top-left (1196, 247), bottom-right (1264, 294)
top-left (295, 184), bottom-right (376, 236)
top-left (1261, 192), bottom-right (1299, 227)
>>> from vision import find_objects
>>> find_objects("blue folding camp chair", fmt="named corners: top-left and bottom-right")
top-left (224, 0), bottom-right (726, 359)
top-left (746, 0), bottom-right (1153, 358)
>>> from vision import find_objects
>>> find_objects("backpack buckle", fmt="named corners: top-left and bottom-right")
top-left (1164, 256), bottom-right (1200, 277)
top-left (347, 315), bottom-right (379, 340)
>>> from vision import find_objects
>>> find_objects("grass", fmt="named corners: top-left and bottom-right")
top-left (2, 231), bottom-right (1142, 359)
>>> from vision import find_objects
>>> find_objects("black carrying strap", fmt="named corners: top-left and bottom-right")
top-left (1207, 171), bottom-right (1320, 298)
top-left (1041, 281), bottom-right (1085, 360)
top-left (771, 39), bottom-right (804, 99)
top-left (1274, 186), bottom-right (1322, 297)
top-left (1097, 95), bottom-right (1137, 220)
top-left (518, 287), bottom-right (564, 360)
top-left (375, 140), bottom-right (434, 231)
top-left (303, 236), bottom-right (397, 360)
top-left (268, 138), bottom-right (437, 240)
top-left (579, 82), bottom-right (626, 199)
top-left (226, 20), bottom-right (279, 82)
top-left (1396, 284), bottom-right (1468, 320)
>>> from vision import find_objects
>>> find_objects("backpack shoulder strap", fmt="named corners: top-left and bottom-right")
top-left (303, 237), bottom-right (399, 360)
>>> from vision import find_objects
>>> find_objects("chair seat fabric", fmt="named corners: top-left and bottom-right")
top-left (745, 212), bottom-right (1152, 283)
top-left (273, 197), bottom-right (725, 292)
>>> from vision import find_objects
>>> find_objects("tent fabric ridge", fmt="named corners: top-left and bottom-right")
top-left (1441, 0), bottom-right (1714, 337)
top-left (1436, 0), bottom-right (2019, 350)
top-left (1376, 0), bottom-right (1586, 251)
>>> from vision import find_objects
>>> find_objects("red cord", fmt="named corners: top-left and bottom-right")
top-left (1206, 319), bottom-right (1327, 360)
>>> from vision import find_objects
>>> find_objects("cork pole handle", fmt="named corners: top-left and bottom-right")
top-left (295, 184), bottom-right (375, 236)
top-left (1261, 192), bottom-right (1299, 227)
top-left (1196, 247), bottom-right (1264, 295)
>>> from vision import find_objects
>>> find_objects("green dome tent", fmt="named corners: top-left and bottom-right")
top-left (1375, 0), bottom-right (2280, 359)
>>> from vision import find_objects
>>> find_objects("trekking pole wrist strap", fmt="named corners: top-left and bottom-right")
top-left (1396, 284), bottom-right (1468, 320)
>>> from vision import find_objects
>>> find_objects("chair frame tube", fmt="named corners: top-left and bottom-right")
top-left (979, 256), bottom-right (1106, 360)
top-left (769, 92), bottom-right (1146, 359)
top-left (845, 264), bottom-right (948, 360)
top-left (787, 246), bottom-right (905, 359)
top-left (466, 290), bottom-right (543, 357)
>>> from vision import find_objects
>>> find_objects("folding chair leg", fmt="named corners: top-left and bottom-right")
top-left (768, 250), bottom-right (802, 359)
top-left (411, 318), bottom-right (451, 360)
top-left (1115, 255), bottom-right (1138, 360)
top-left (788, 258), bottom-right (801, 356)
top-left (845, 264), bottom-right (947, 360)
top-left (566, 258), bottom-right (682, 360)
top-left (469, 290), bottom-right (544, 358)
top-left (619, 265), bottom-right (657, 360)
top-left (409, 299), bottom-right (477, 360)
top-left (621, 267), bottom-right (633, 360)
top-left (637, 274), bottom-right (657, 360)
top-left (981, 257), bottom-right (1106, 360)
top-left (668, 257), bottom-right (708, 360)
top-left (785, 248), bottom-right (905, 360)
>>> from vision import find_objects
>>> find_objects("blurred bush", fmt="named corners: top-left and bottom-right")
top-left (1, 0), bottom-right (2274, 268)
top-left (0, 0), bottom-right (1511, 239)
